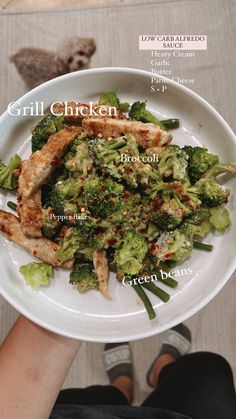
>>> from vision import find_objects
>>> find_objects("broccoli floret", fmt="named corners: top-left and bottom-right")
top-left (189, 162), bottom-right (236, 207)
top-left (58, 178), bottom-right (87, 223)
top-left (197, 177), bottom-right (229, 207)
top-left (56, 178), bottom-right (82, 200)
top-left (183, 146), bottom-right (219, 184)
top-left (56, 228), bottom-right (94, 262)
top-left (83, 175), bottom-right (124, 218)
top-left (99, 91), bottom-right (130, 112)
top-left (64, 133), bottom-right (89, 163)
top-left (31, 114), bottom-right (64, 152)
top-left (102, 192), bottom-right (143, 230)
top-left (153, 230), bottom-right (193, 266)
top-left (41, 184), bottom-right (65, 215)
top-left (65, 142), bottom-right (93, 177)
top-left (92, 135), bottom-right (148, 187)
top-left (114, 230), bottom-right (148, 275)
top-left (41, 184), bottom-right (55, 209)
top-left (146, 178), bottom-right (188, 199)
top-left (144, 176), bottom-right (179, 199)
top-left (0, 154), bottom-right (21, 190)
top-left (74, 216), bottom-right (98, 242)
top-left (75, 244), bottom-right (94, 261)
top-left (153, 212), bottom-right (180, 231)
top-left (157, 145), bottom-right (188, 180)
top-left (180, 210), bottom-right (212, 238)
top-left (83, 175), bottom-right (101, 196)
top-left (129, 101), bottom-right (165, 129)
top-left (92, 225), bottom-right (123, 251)
top-left (84, 176), bottom-right (124, 200)
top-left (152, 199), bottom-right (184, 230)
top-left (69, 262), bottom-right (98, 293)
top-left (147, 180), bottom-right (198, 215)
top-left (92, 136), bottom-right (126, 168)
top-left (56, 228), bottom-right (80, 261)
top-left (42, 179), bottom-right (84, 224)
top-left (209, 207), bottom-right (231, 232)
top-left (146, 222), bottom-right (159, 240)
top-left (20, 262), bottom-right (53, 288)
top-left (177, 186), bottom-right (201, 211)
top-left (204, 163), bottom-right (236, 178)
top-left (99, 177), bottom-right (124, 196)
top-left (41, 208), bottom-right (61, 239)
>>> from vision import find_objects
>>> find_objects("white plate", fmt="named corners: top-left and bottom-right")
top-left (0, 67), bottom-right (236, 342)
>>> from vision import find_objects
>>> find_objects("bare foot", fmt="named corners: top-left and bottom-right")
top-left (112, 375), bottom-right (134, 404)
top-left (149, 354), bottom-right (176, 387)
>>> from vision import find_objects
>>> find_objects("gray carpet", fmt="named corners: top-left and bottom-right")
top-left (0, 0), bottom-right (236, 404)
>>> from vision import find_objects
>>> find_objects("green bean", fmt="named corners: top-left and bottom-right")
top-left (154, 269), bottom-right (178, 288)
top-left (7, 201), bottom-right (17, 211)
top-left (132, 283), bottom-right (156, 320)
top-left (193, 241), bottom-right (213, 251)
top-left (161, 118), bottom-right (180, 130)
top-left (142, 281), bottom-right (170, 303)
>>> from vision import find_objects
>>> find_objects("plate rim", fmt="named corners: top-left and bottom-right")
top-left (0, 66), bottom-right (236, 342)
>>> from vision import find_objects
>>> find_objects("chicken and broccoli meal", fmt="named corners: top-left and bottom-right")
top-left (0, 91), bottom-right (236, 320)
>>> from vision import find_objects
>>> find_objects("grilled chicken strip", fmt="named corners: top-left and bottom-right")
top-left (82, 117), bottom-right (172, 148)
top-left (93, 250), bottom-right (111, 299)
top-left (0, 210), bottom-right (72, 268)
top-left (19, 126), bottom-right (81, 198)
top-left (51, 102), bottom-right (120, 121)
top-left (17, 162), bottom-right (43, 238)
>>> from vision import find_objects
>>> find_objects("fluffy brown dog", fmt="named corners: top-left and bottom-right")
top-left (10, 37), bottom-right (96, 90)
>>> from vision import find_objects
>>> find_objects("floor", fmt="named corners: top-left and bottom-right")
top-left (0, 0), bottom-right (122, 11)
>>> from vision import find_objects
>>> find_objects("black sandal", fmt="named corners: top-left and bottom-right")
top-left (146, 323), bottom-right (191, 388)
top-left (103, 342), bottom-right (133, 383)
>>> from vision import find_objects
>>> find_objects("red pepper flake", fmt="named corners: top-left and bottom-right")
top-left (139, 228), bottom-right (146, 234)
top-left (108, 238), bottom-right (117, 246)
top-left (124, 167), bottom-right (133, 174)
top-left (153, 198), bottom-right (163, 210)
top-left (57, 230), bottom-right (65, 238)
top-left (163, 212), bottom-right (169, 219)
top-left (124, 192), bottom-right (129, 200)
top-left (183, 195), bottom-right (190, 202)
top-left (116, 228), bottom-right (124, 238)
top-left (51, 158), bottom-right (61, 167)
top-left (164, 252), bottom-right (174, 259)
top-left (150, 243), bottom-right (159, 256)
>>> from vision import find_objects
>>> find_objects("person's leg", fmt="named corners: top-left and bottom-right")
top-left (111, 376), bottom-right (133, 404)
top-left (55, 342), bottom-right (134, 407)
top-left (103, 342), bottom-right (134, 404)
top-left (143, 352), bottom-right (236, 419)
top-left (55, 384), bottom-right (129, 406)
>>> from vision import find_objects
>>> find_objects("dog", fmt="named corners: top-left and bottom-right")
top-left (10, 37), bottom-right (96, 90)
